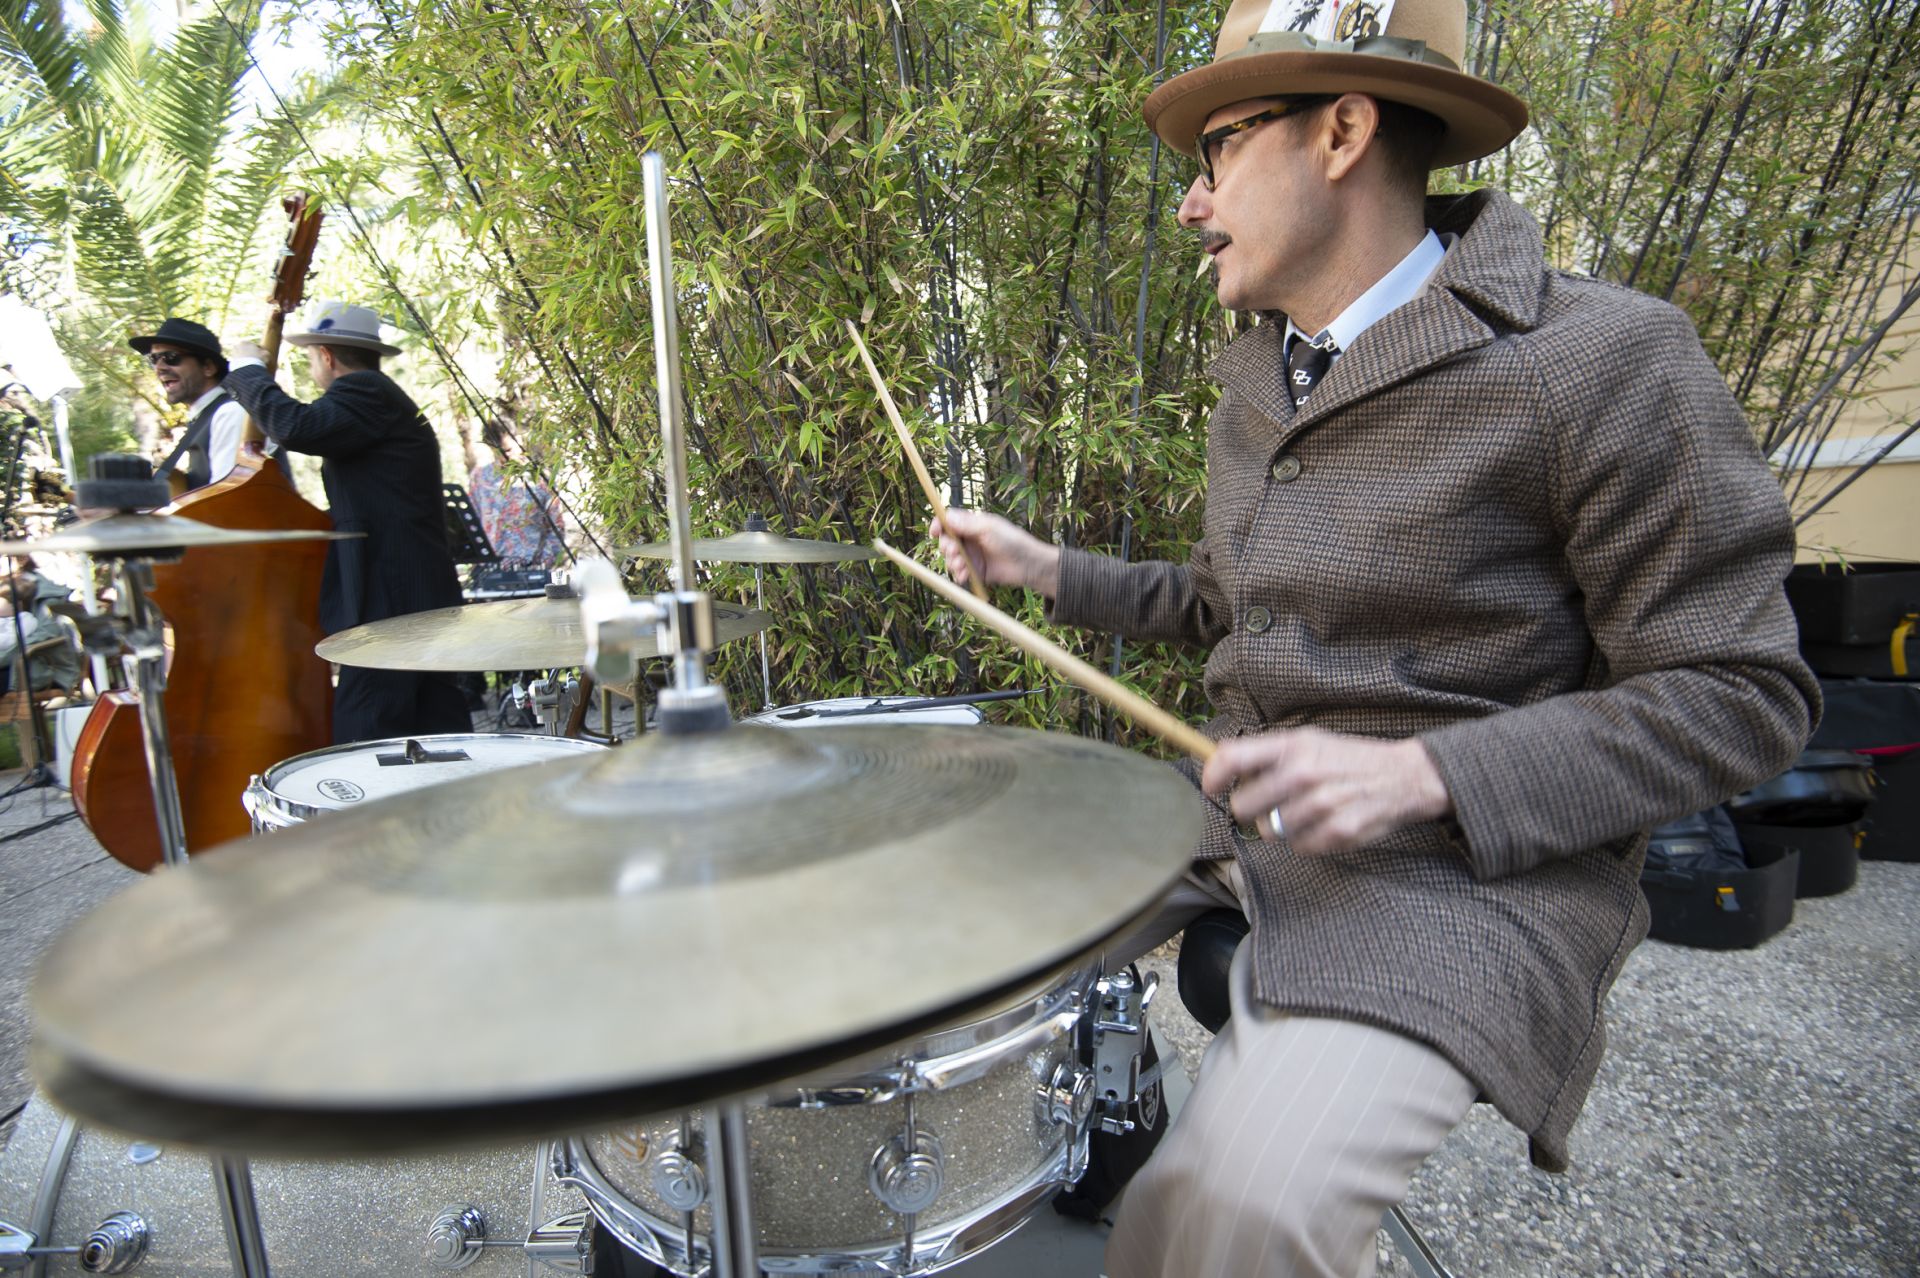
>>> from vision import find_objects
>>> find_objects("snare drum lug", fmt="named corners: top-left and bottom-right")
top-left (652, 1147), bottom-right (710, 1214)
top-left (1038, 1062), bottom-right (1096, 1129)
top-left (522, 1211), bottom-right (596, 1274)
top-left (869, 1128), bottom-right (944, 1216)
top-left (426, 1205), bottom-right (487, 1271)
top-left (78, 1212), bottom-right (150, 1273)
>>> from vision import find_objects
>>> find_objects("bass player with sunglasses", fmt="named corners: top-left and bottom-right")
top-left (128, 317), bottom-right (246, 494)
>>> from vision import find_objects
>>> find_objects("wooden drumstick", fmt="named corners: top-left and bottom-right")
top-left (845, 320), bottom-right (991, 601)
top-left (874, 538), bottom-right (1217, 763)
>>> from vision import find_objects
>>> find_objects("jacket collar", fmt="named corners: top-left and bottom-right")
top-left (1209, 188), bottom-right (1547, 434)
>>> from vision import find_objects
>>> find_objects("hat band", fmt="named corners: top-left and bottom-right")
top-left (1224, 31), bottom-right (1459, 73)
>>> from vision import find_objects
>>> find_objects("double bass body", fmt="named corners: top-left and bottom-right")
top-left (71, 196), bottom-right (335, 871)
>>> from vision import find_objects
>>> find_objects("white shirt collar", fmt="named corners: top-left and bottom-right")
top-left (1286, 229), bottom-right (1447, 354)
top-left (187, 385), bottom-right (228, 416)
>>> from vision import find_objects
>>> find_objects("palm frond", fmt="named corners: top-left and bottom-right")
top-left (0, 0), bottom-right (90, 128)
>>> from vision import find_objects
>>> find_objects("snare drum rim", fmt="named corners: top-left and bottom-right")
top-left (768, 961), bottom-right (1098, 1104)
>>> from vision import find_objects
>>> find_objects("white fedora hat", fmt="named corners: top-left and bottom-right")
top-left (1143, 0), bottom-right (1528, 168)
top-left (286, 301), bottom-right (403, 357)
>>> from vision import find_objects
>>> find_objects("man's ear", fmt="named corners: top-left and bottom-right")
top-left (1322, 93), bottom-right (1383, 184)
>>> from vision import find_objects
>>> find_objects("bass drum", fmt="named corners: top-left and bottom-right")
top-left (0, 1094), bottom-right (598, 1275)
top-left (559, 962), bottom-right (1101, 1276)
top-left (243, 733), bottom-right (604, 831)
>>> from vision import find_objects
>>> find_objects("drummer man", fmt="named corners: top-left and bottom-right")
top-left (933, 1), bottom-right (1817, 1275)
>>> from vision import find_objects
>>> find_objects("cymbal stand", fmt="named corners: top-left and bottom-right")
top-left (89, 556), bottom-right (188, 870)
top-left (92, 555), bottom-right (276, 1275)
top-left (62, 547), bottom-right (272, 1275)
top-left (753, 564), bottom-right (772, 711)
top-left (571, 150), bottom-right (760, 1278)
top-left (527, 670), bottom-right (579, 736)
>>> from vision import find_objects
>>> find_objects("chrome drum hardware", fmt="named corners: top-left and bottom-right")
top-left (79, 1212), bottom-right (150, 1273)
top-left (0, 1096), bottom-right (601, 1275)
top-left (560, 961), bottom-right (1110, 1276)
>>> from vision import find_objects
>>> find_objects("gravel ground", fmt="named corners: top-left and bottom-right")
top-left (1138, 861), bottom-right (1920, 1277)
top-left (3, 756), bottom-right (1915, 1276)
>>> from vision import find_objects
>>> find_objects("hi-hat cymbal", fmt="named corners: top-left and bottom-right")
top-left (0, 513), bottom-right (359, 557)
top-left (621, 529), bottom-right (876, 565)
top-left (31, 725), bottom-right (1196, 1155)
top-left (316, 596), bottom-right (771, 671)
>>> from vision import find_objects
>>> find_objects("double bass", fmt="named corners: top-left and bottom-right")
top-left (72, 196), bottom-right (335, 870)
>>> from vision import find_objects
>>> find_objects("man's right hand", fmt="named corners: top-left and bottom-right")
top-left (931, 509), bottom-right (1062, 598)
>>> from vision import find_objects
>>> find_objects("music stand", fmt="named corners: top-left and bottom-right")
top-left (442, 484), bottom-right (498, 566)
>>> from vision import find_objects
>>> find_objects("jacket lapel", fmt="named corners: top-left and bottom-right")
top-left (1207, 189), bottom-right (1551, 444)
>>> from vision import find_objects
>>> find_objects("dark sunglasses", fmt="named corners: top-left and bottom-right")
top-left (1195, 97), bottom-right (1334, 189)
top-left (144, 350), bottom-right (197, 368)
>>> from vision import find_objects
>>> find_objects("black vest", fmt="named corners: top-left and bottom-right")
top-left (158, 388), bottom-right (232, 491)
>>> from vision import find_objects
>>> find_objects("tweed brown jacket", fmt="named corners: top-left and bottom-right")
top-left (1049, 189), bottom-right (1819, 1170)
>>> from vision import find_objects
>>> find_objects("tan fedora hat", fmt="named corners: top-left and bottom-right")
top-left (1143, 0), bottom-right (1527, 168)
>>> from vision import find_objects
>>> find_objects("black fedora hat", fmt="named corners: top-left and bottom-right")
top-left (128, 318), bottom-right (226, 370)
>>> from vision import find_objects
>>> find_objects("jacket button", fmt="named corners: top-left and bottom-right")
top-left (1245, 606), bottom-right (1273, 634)
top-left (1270, 455), bottom-right (1302, 482)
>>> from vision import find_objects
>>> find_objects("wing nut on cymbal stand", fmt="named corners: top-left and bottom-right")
top-left (574, 557), bottom-right (727, 733)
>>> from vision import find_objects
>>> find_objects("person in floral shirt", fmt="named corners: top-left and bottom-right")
top-left (468, 419), bottom-right (566, 570)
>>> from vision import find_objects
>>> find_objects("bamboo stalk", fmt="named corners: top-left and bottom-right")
top-left (845, 320), bottom-right (990, 600)
top-left (874, 538), bottom-right (1216, 762)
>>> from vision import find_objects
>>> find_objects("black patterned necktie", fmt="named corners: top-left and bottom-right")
top-left (1286, 329), bottom-right (1340, 409)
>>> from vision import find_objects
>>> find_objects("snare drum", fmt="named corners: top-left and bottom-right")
top-left (243, 733), bottom-right (604, 832)
top-left (745, 696), bottom-right (987, 729)
top-left (560, 962), bottom-right (1102, 1276)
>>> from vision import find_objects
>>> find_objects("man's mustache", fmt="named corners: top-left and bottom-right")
top-left (1198, 231), bottom-right (1230, 253)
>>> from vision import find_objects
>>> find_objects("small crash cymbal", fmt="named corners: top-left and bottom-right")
top-left (0, 513), bottom-right (359, 557)
top-left (316, 596), bottom-right (771, 671)
top-left (30, 725), bottom-right (1196, 1156)
top-left (621, 528), bottom-right (876, 565)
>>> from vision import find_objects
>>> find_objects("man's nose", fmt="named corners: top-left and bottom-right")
top-left (1177, 177), bottom-right (1211, 226)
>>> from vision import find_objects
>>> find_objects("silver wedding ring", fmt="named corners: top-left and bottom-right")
top-left (1266, 806), bottom-right (1285, 840)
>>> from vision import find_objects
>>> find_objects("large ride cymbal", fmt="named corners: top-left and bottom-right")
top-left (316, 596), bottom-right (771, 671)
top-left (31, 725), bottom-right (1196, 1155)
top-left (621, 529), bottom-right (876, 565)
top-left (0, 513), bottom-right (359, 556)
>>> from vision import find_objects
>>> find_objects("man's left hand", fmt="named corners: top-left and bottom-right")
top-left (1201, 728), bottom-right (1453, 856)
top-left (228, 340), bottom-right (269, 364)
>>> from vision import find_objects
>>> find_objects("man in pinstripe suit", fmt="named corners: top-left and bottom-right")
top-left (227, 303), bottom-right (469, 744)
top-left (935, 1), bottom-right (1818, 1274)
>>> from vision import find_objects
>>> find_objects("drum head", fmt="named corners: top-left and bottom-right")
top-left (264, 734), bottom-right (603, 812)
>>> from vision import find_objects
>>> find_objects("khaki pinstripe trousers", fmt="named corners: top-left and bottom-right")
top-left (1104, 866), bottom-right (1477, 1278)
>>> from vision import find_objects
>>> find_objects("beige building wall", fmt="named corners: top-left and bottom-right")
top-left (1785, 252), bottom-right (1920, 565)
